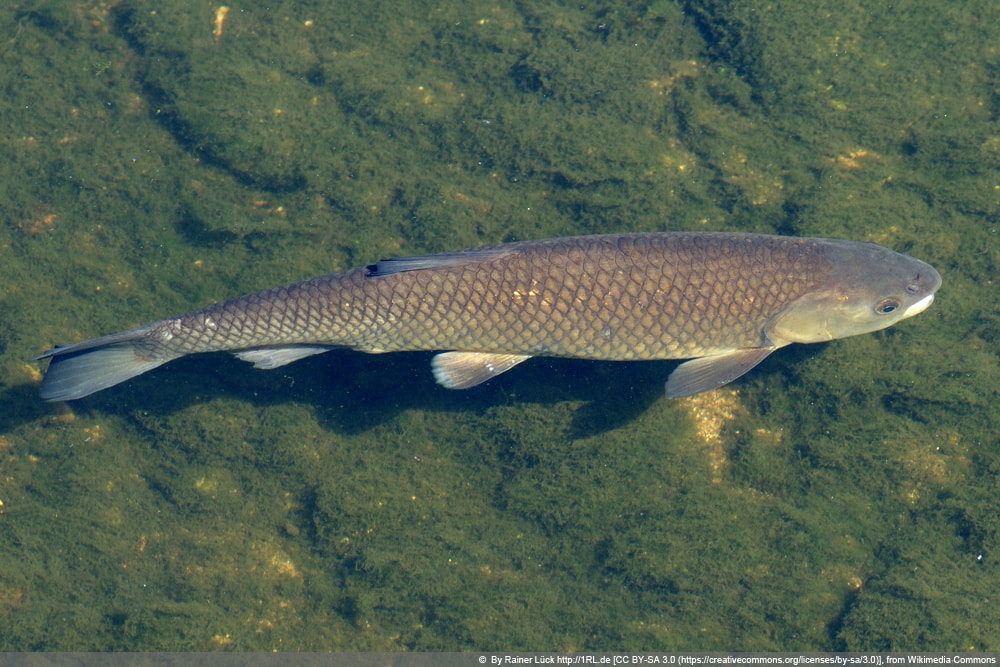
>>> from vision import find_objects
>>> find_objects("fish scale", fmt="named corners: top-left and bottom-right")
top-left (33, 232), bottom-right (941, 401)
top-left (371, 234), bottom-right (792, 357)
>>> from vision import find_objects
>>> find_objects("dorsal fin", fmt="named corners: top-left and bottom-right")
top-left (366, 247), bottom-right (514, 277)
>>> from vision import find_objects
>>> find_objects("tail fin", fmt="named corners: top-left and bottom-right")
top-left (34, 326), bottom-right (175, 401)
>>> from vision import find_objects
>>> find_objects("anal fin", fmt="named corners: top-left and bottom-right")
top-left (233, 345), bottom-right (335, 369)
top-left (431, 351), bottom-right (532, 389)
top-left (665, 348), bottom-right (775, 398)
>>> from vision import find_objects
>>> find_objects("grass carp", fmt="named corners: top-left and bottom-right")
top-left (34, 232), bottom-right (941, 401)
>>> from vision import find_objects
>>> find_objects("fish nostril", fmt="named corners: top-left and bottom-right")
top-left (905, 281), bottom-right (920, 294)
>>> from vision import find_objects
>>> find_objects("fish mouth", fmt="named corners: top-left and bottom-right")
top-left (903, 293), bottom-right (935, 317)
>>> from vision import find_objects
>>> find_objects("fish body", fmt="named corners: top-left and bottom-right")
top-left (34, 232), bottom-right (941, 401)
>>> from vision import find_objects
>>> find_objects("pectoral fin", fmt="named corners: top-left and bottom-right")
top-left (432, 352), bottom-right (532, 389)
top-left (233, 345), bottom-right (335, 369)
top-left (664, 348), bottom-right (775, 398)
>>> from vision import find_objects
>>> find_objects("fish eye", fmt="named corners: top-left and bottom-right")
top-left (875, 299), bottom-right (900, 315)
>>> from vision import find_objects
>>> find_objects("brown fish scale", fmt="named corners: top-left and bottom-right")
top-left (144, 233), bottom-right (829, 363)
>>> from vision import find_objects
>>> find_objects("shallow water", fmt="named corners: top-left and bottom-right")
top-left (0, 0), bottom-right (996, 651)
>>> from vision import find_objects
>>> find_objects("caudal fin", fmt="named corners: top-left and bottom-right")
top-left (34, 326), bottom-right (174, 401)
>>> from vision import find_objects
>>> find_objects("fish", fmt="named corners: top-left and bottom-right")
top-left (33, 232), bottom-right (941, 401)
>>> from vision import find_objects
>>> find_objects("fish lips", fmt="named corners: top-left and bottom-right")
top-left (903, 292), bottom-right (935, 318)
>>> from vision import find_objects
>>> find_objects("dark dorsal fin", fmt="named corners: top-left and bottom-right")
top-left (366, 247), bottom-right (514, 277)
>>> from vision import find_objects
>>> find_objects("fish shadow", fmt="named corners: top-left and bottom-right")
top-left (16, 350), bottom-right (669, 438)
top-left (14, 342), bottom-right (821, 438)
top-left (237, 350), bottom-right (670, 437)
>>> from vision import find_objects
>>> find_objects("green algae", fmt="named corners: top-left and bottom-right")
top-left (0, 0), bottom-right (998, 653)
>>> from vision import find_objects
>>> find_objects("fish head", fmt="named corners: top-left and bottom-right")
top-left (767, 241), bottom-right (942, 345)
